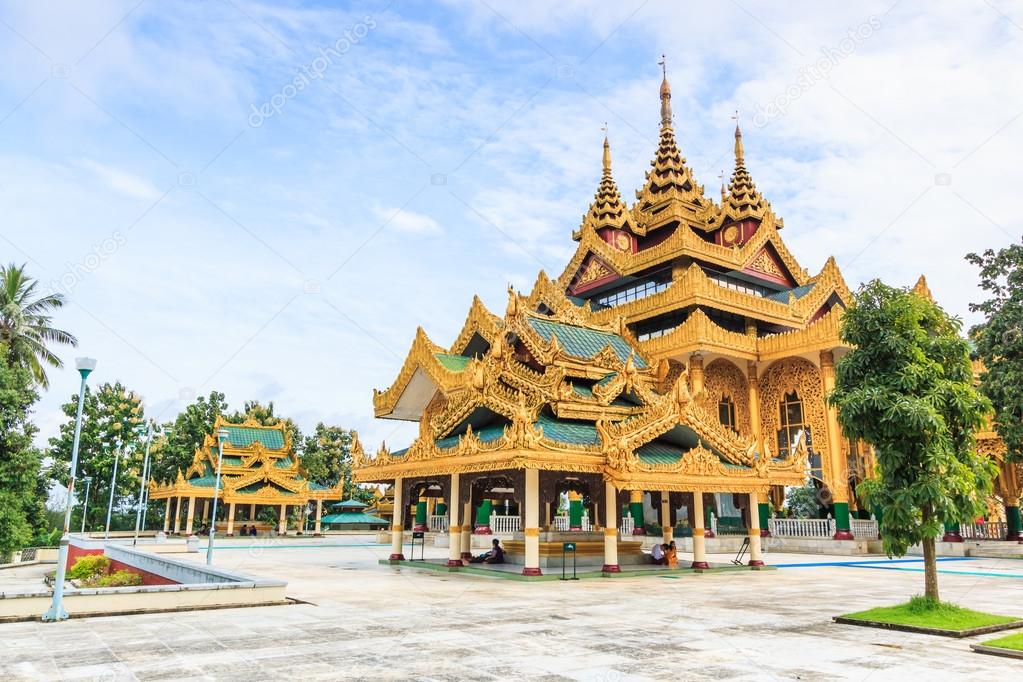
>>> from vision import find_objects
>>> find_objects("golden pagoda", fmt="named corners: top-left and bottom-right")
top-left (354, 66), bottom-right (1022, 575)
top-left (149, 417), bottom-right (343, 536)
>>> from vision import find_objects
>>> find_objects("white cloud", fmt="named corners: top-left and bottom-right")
top-left (371, 205), bottom-right (443, 235)
top-left (74, 158), bottom-right (163, 201)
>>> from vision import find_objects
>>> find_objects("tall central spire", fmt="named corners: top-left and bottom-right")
top-left (706, 117), bottom-right (776, 230)
top-left (658, 54), bottom-right (672, 127)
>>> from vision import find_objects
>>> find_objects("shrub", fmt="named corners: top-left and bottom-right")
top-left (97, 570), bottom-right (142, 587)
top-left (68, 554), bottom-right (110, 580)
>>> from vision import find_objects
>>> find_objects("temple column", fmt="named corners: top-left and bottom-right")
top-left (414, 495), bottom-right (428, 532)
top-left (185, 496), bottom-right (196, 535)
top-left (629, 490), bottom-right (645, 535)
top-left (173, 497), bottom-right (182, 534)
top-left (942, 520), bottom-right (963, 543)
top-left (278, 504), bottom-right (287, 535)
top-left (568, 491), bottom-right (583, 530)
top-left (748, 361), bottom-right (772, 538)
top-left (474, 499), bottom-right (493, 534)
top-left (689, 353), bottom-right (704, 396)
top-left (460, 501), bottom-right (471, 559)
top-left (1007, 504), bottom-right (1022, 542)
top-left (163, 498), bottom-right (171, 532)
top-left (747, 492), bottom-right (764, 567)
top-left (602, 481), bottom-right (620, 573)
top-left (315, 499), bottom-right (323, 535)
top-left (226, 502), bottom-right (236, 536)
top-left (691, 491), bottom-right (708, 570)
top-left (202, 499), bottom-right (210, 524)
top-left (249, 503), bottom-right (256, 521)
top-left (523, 469), bottom-right (541, 576)
top-left (821, 350), bottom-right (853, 540)
top-left (447, 474), bottom-right (462, 567)
top-left (660, 491), bottom-right (671, 543)
top-left (390, 477), bottom-right (405, 561)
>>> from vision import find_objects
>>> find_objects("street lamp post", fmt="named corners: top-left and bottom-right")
top-left (133, 423), bottom-right (156, 546)
top-left (43, 357), bottom-right (96, 622)
top-left (206, 429), bottom-right (230, 565)
top-left (104, 441), bottom-right (124, 540)
top-left (79, 476), bottom-right (92, 534)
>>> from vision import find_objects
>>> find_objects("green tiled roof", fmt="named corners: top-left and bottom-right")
top-left (319, 512), bottom-right (388, 525)
top-left (275, 457), bottom-right (293, 468)
top-left (570, 383), bottom-right (635, 408)
top-left (223, 424), bottom-right (285, 450)
top-left (535, 412), bottom-right (599, 445)
top-left (434, 353), bottom-right (471, 372)
top-left (766, 282), bottom-right (816, 303)
top-left (331, 499), bottom-right (367, 510)
top-left (223, 456), bottom-right (244, 466)
top-left (187, 475), bottom-right (218, 487)
top-left (527, 317), bottom-right (646, 368)
top-left (635, 441), bottom-right (750, 469)
top-left (436, 423), bottom-right (507, 449)
top-left (309, 481), bottom-right (329, 491)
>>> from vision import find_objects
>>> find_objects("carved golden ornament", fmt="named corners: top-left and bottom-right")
top-left (698, 359), bottom-right (752, 436)
top-left (577, 258), bottom-right (611, 286)
top-left (524, 527), bottom-right (541, 537)
top-left (758, 357), bottom-right (830, 480)
top-left (613, 231), bottom-right (631, 252)
top-left (748, 249), bottom-right (785, 278)
top-left (722, 225), bottom-right (739, 245)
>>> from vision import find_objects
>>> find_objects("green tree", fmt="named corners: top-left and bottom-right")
top-left (785, 483), bottom-right (822, 519)
top-left (0, 348), bottom-right (44, 561)
top-left (829, 280), bottom-right (994, 602)
top-left (300, 423), bottom-right (369, 500)
top-left (0, 263), bottom-right (77, 387)
top-left (48, 382), bottom-right (148, 532)
top-left (967, 243), bottom-right (1023, 539)
top-left (150, 391), bottom-right (228, 484)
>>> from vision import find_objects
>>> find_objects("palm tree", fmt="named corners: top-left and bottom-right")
top-left (0, 263), bottom-right (78, 387)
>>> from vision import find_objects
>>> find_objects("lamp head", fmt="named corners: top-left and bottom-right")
top-left (75, 357), bottom-right (97, 379)
top-left (82, 476), bottom-right (92, 484)
top-left (217, 429), bottom-right (230, 443)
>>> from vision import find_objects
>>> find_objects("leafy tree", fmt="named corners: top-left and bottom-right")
top-left (0, 348), bottom-right (44, 561)
top-left (300, 423), bottom-right (370, 501)
top-left (785, 483), bottom-right (823, 519)
top-left (48, 382), bottom-right (148, 532)
top-left (0, 263), bottom-right (77, 387)
top-left (967, 242), bottom-right (1023, 537)
top-left (829, 280), bottom-right (995, 602)
top-left (150, 391), bottom-right (228, 484)
top-left (227, 400), bottom-right (302, 445)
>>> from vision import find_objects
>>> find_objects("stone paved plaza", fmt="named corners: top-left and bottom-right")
top-left (2, 536), bottom-right (1021, 680)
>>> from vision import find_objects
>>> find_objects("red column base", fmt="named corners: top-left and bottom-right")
top-left (942, 531), bottom-right (964, 543)
top-left (569, 526), bottom-right (583, 531)
top-left (704, 529), bottom-right (715, 538)
top-left (388, 553), bottom-right (405, 562)
top-left (833, 530), bottom-right (854, 540)
top-left (760, 529), bottom-right (771, 538)
top-left (521, 567), bottom-right (543, 576)
top-left (473, 525), bottom-right (493, 535)
top-left (412, 524), bottom-right (428, 532)
top-left (601, 564), bottom-right (621, 573)
top-left (631, 528), bottom-right (646, 535)
top-left (748, 559), bottom-right (765, 567)
top-left (691, 561), bottom-right (710, 570)
top-left (445, 559), bottom-right (462, 568)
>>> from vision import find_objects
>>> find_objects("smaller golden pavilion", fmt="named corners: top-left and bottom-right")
top-left (149, 417), bottom-right (343, 535)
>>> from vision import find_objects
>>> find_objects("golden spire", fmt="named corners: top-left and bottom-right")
top-left (658, 54), bottom-right (671, 127)
top-left (733, 112), bottom-right (745, 164)
top-left (602, 123), bottom-right (611, 173)
top-left (706, 115), bottom-right (775, 230)
top-left (573, 130), bottom-right (629, 239)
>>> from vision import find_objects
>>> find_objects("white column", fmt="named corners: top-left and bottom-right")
top-left (523, 468), bottom-right (541, 575)
top-left (748, 492), bottom-right (764, 567)
top-left (448, 474), bottom-right (462, 566)
top-left (185, 496), bottom-right (196, 535)
top-left (249, 503), bottom-right (256, 521)
top-left (173, 497), bottom-right (182, 533)
top-left (660, 491), bottom-right (671, 543)
top-left (163, 498), bottom-right (171, 532)
top-left (460, 501), bottom-right (471, 559)
top-left (278, 504), bottom-right (287, 534)
top-left (603, 481), bottom-right (620, 572)
top-left (691, 492), bottom-right (708, 569)
top-left (390, 478), bottom-right (405, 560)
top-left (315, 499), bottom-right (323, 535)
top-left (226, 502), bottom-right (236, 536)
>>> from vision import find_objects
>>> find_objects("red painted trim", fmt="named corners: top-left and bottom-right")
top-left (942, 532), bottom-right (964, 543)
top-left (760, 529), bottom-right (771, 538)
top-left (748, 560), bottom-right (765, 567)
top-left (704, 529), bottom-right (716, 538)
top-left (388, 553), bottom-right (406, 561)
top-left (473, 526), bottom-right (493, 535)
top-left (521, 567), bottom-right (543, 576)
top-left (691, 561), bottom-right (710, 570)
top-left (833, 530), bottom-right (855, 541)
top-left (108, 558), bottom-right (177, 586)
top-left (631, 529), bottom-right (646, 535)
top-left (445, 560), bottom-right (462, 568)
top-left (601, 564), bottom-right (621, 573)
top-left (460, 552), bottom-right (473, 560)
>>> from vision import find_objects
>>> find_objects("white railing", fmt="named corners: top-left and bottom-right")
top-left (961, 521), bottom-right (1008, 541)
top-left (851, 519), bottom-right (879, 540)
top-left (768, 517), bottom-right (836, 538)
top-left (553, 515), bottom-right (592, 531)
top-left (489, 514), bottom-right (521, 534)
top-left (619, 516), bottom-right (635, 535)
top-left (428, 515), bottom-right (448, 533)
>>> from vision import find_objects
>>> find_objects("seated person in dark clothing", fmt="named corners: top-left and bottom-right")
top-left (466, 538), bottom-right (505, 565)
top-left (249, 525), bottom-right (258, 536)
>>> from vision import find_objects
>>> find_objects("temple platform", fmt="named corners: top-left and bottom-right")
top-left (380, 556), bottom-right (770, 580)
top-left (502, 531), bottom-right (647, 568)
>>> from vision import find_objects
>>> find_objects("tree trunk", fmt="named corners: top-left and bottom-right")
top-left (922, 504), bottom-right (940, 602)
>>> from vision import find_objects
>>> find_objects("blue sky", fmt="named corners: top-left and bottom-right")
top-left (2, 0), bottom-right (1021, 452)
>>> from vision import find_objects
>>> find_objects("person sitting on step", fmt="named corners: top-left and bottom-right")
top-left (650, 542), bottom-right (667, 565)
top-left (465, 538), bottom-right (505, 565)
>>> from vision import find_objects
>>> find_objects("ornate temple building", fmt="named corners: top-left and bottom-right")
top-left (353, 68), bottom-right (1021, 575)
top-left (150, 417), bottom-right (343, 536)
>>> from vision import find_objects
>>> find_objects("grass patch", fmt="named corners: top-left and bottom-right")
top-left (981, 632), bottom-right (1023, 651)
top-left (842, 596), bottom-right (1017, 631)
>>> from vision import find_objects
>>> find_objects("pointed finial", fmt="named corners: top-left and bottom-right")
top-left (732, 110), bottom-right (744, 163)
top-left (658, 55), bottom-right (672, 126)
top-left (718, 169), bottom-right (726, 200)
top-left (601, 123), bottom-right (611, 173)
